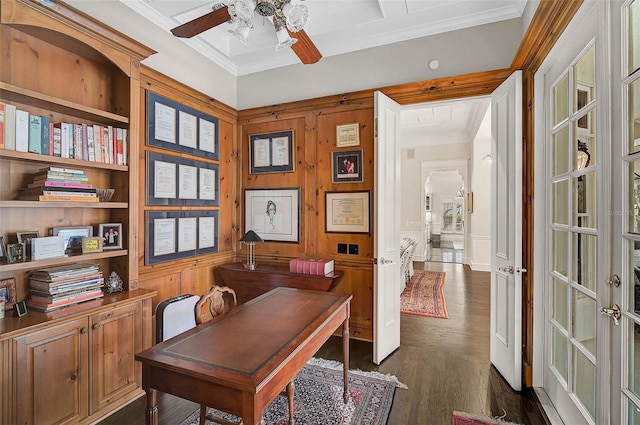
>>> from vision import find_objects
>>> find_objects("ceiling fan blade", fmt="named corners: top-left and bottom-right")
top-left (289, 29), bottom-right (322, 64)
top-left (171, 6), bottom-right (231, 38)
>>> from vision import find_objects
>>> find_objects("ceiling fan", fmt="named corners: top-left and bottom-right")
top-left (171, 0), bottom-right (322, 64)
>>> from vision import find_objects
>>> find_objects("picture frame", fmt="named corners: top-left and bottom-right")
top-left (325, 191), bottom-right (371, 234)
top-left (14, 301), bottom-right (27, 318)
top-left (6, 243), bottom-right (25, 263)
top-left (51, 226), bottom-right (94, 252)
top-left (82, 237), bottom-right (103, 254)
top-left (99, 223), bottom-right (123, 250)
top-left (16, 231), bottom-right (39, 244)
top-left (0, 277), bottom-right (18, 311)
top-left (332, 149), bottom-right (363, 183)
top-left (244, 188), bottom-right (300, 243)
top-left (249, 130), bottom-right (294, 174)
top-left (336, 123), bottom-right (360, 147)
top-left (0, 236), bottom-right (7, 262)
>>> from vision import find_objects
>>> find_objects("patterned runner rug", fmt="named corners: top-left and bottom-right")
top-left (400, 270), bottom-right (448, 318)
top-left (179, 358), bottom-right (405, 425)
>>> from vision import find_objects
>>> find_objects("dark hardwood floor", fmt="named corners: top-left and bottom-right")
top-left (99, 262), bottom-right (549, 425)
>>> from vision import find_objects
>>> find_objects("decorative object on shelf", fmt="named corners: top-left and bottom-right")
top-left (16, 231), bottom-right (39, 257)
top-left (249, 130), bottom-right (294, 174)
top-left (106, 271), bottom-right (124, 293)
top-left (96, 188), bottom-right (115, 202)
top-left (147, 92), bottom-right (219, 160)
top-left (240, 230), bottom-right (263, 270)
top-left (145, 210), bottom-right (219, 265)
top-left (13, 301), bottom-right (27, 318)
top-left (331, 149), bottom-right (363, 183)
top-left (0, 277), bottom-right (18, 311)
top-left (31, 235), bottom-right (66, 261)
top-left (6, 243), bottom-right (25, 263)
top-left (82, 237), bottom-right (103, 254)
top-left (170, 0), bottom-right (322, 65)
top-left (51, 226), bottom-right (94, 253)
top-left (99, 223), bottom-right (123, 250)
top-left (0, 236), bottom-right (7, 262)
top-left (336, 123), bottom-right (360, 147)
top-left (244, 187), bottom-right (301, 243)
top-left (325, 191), bottom-right (371, 234)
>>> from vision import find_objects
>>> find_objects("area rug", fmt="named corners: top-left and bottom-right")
top-left (401, 270), bottom-right (448, 318)
top-left (452, 411), bottom-right (523, 425)
top-left (179, 358), bottom-right (406, 425)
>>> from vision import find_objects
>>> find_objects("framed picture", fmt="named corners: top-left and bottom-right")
top-left (336, 123), bottom-right (360, 147)
top-left (249, 130), bottom-right (294, 174)
top-left (0, 277), bottom-right (17, 311)
top-left (16, 231), bottom-right (39, 244)
top-left (244, 188), bottom-right (300, 243)
top-left (6, 243), bottom-right (25, 263)
top-left (99, 223), bottom-right (123, 250)
top-left (51, 226), bottom-right (94, 252)
top-left (325, 191), bottom-right (371, 234)
top-left (332, 149), bottom-right (363, 183)
top-left (0, 236), bottom-right (7, 261)
top-left (82, 237), bottom-right (103, 254)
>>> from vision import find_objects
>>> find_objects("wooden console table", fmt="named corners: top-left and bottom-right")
top-left (217, 262), bottom-right (343, 303)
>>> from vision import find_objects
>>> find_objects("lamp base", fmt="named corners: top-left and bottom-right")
top-left (244, 263), bottom-right (256, 270)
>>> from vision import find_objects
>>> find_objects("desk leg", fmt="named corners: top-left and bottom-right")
top-left (342, 312), bottom-right (350, 403)
top-left (145, 388), bottom-right (158, 425)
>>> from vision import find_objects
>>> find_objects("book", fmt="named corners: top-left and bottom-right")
top-left (0, 102), bottom-right (5, 149)
top-left (4, 103), bottom-right (16, 150)
top-left (41, 115), bottom-right (51, 155)
top-left (21, 185), bottom-right (97, 193)
top-left (29, 263), bottom-right (100, 281)
top-left (289, 257), bottom-right (335, 275)
top-left (28, 114), bottom-right (42, 154)
top-left (27, 181), bottom-right (93, 189)
top-left (87, 124), bottom-right (95, 161)
top-left (27, 195), bottom-right (99, 202)
top-left (26, 291), bottom-right (104, 312)
top-left (15, 109), bottom-right (29, 152)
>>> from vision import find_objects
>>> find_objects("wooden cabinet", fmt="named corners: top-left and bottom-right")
top-left (3, 290), bottom-right (155, 425)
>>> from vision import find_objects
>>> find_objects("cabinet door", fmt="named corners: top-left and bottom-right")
top-left (14, 318), bottom-right (89, 425)
top-left (89, 302), bottom-right (141, 414)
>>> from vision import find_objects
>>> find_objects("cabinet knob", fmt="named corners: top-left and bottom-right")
top-left (92, 323), bottom-right (101, 330)
top-left (80, 328), bottom-right (88, 334)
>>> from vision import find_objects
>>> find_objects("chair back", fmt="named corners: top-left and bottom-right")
top-left (195, 285), bottom-right (238, 324)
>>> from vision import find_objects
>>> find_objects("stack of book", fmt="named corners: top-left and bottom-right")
top-left (18, 167), bottom-right (98, 202)
top-left (289, 256), bottom-right (335, 276)
top-left (26, 263), bottom-right (104, 312)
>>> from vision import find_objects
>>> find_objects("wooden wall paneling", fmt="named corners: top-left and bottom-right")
top-left (138, 270), bottom-right (182, 315)
top-left (217, 119), bottom-right (235, 254)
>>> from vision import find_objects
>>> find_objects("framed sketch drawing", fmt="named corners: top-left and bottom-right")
top-left (244, 188), bottom-right (300, 243)
top-left (325, 191), bottom-right (371, 234)
top-left (249, 130), bottom-right (294, 174)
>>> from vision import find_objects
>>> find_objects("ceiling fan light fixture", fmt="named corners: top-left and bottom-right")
top-left (282, 3), bottom-right (308, 32)
top-left (275, 27), bottom-right (297, 51)
top-left (228, 24), bottom-right (252, 46)
top-left (228, 0), bottom-right (255, 27)
top-left (255, 0), bottom-right (277, 17)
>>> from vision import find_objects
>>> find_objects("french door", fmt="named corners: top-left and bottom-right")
top-left (535, 0), bottom-right (640, 423)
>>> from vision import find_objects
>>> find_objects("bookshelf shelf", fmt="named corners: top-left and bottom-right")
top-left (0, 201), bottom-right (128, 208)
top-left (0, 150), bottom-right (128, 171)
top-left (0, 249), bottom-right (127, 273)
top-left (0, 81), bottom-right (129, 125)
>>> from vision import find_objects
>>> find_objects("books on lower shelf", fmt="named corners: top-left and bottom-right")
top-left (289, 257), bottom-right (335, 276)
top-left (27, 262), bottom-right (104, 312)
top-left (17, 167), bottom-right (99, 202)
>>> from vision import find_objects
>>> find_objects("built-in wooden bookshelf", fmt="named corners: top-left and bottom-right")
top-left (0, 0), bottom-right (156, 424)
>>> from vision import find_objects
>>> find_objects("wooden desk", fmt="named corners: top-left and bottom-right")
top-left (217, 262), bottom-right (343, 303)
top-left (136, 287), bottom-right (352, 425)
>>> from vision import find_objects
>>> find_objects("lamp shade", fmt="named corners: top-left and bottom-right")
top-left (240, 230), bottom-right (263, 243)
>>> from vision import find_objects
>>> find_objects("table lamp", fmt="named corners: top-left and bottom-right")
top-left (240, 230), bottom-right (263, 270)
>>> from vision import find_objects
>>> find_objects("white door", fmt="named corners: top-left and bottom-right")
top-left (535, 1), bottom-right (611, 423)
top-left (373, 90), bottom-right (402, 364)
top-left (490, 70), bottom-right (523, 391)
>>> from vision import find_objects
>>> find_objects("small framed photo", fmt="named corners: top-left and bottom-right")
top-left (325, 191), bottom-right (371, 234)
top-left (249, 130), bottom-right (294, 174)
top-left (99, 223), bottom-right (123, 250)
top-left (0, 236), bottom-right (7, 262)
top-left (6, 243), bottom-right (25, 263)
top-left (0, 277), bottom-right (18, 311)
top-left (16, 231), bottom-right (39, 244)
top-left (336, 123), bottom-right (360, 147)
top-left (82, 237), bottom-right (103, 254)
top-left (332, 149), bottom-right (363, 183)
top-left (51, 226), bottom-right (94, 252)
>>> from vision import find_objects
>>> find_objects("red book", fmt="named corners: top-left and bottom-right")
top-left (289, 257), bottom-right (334, 276)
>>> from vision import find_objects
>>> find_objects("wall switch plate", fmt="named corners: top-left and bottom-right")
top-left (337, 243), bottom-right (348, 254)
top-left (348, 244), bottom-right (359, 255)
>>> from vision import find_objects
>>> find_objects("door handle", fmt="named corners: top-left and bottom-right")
top-left (379, 257), bottom-right (393, 265)
top-left (600, 304), bottom-right (621, 326)
top-left (498, 265), bottom-right (514, 274)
